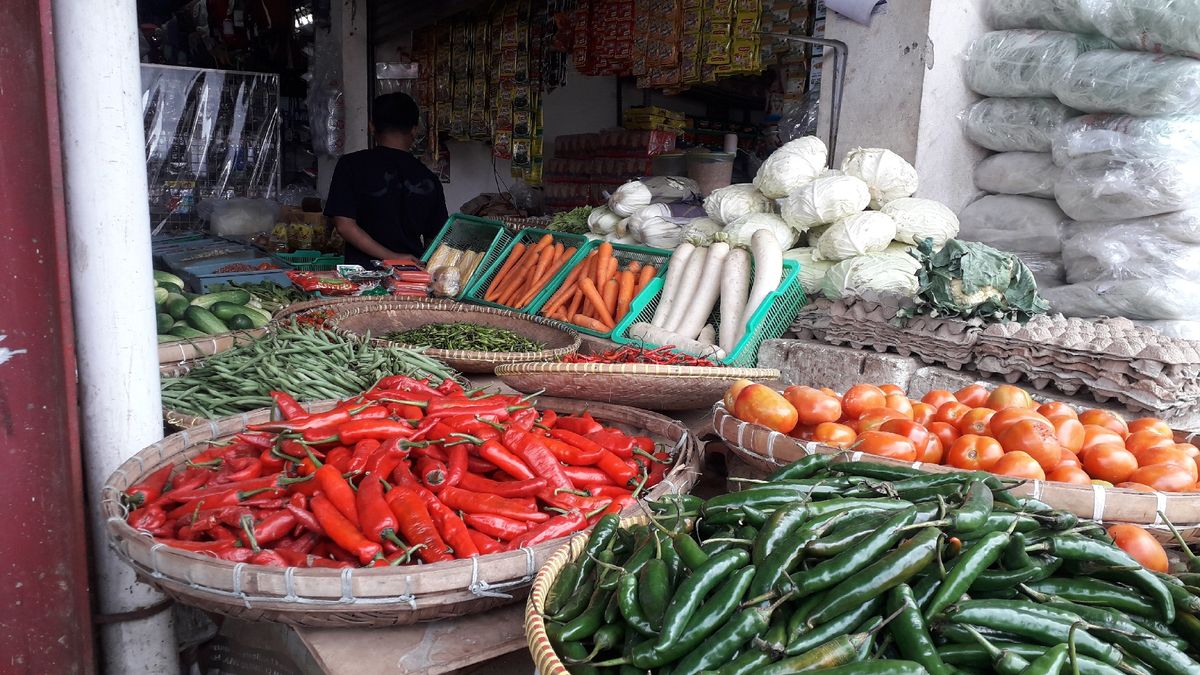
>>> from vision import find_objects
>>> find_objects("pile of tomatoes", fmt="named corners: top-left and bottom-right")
top-left (725, 380), bottom-right (1200, 492)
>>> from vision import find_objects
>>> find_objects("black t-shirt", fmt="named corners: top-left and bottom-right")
top-left (323, 147), bottom-right (448, 266)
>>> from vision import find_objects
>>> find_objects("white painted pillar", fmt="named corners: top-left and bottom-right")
top-left (51, 0), bottom-right (180, 673)
top-left (318, 0), bottom-right (371, 198)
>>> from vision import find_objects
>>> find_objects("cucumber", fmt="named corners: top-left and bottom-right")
top-left (170, 320), bottom-right (188, 330)
top-left (184, 305), bottom-right (229, 335)
top-left (153, 270), bottom-right (185, 289)
top-left (190, 289), bottom-right (252, 309)
top-left (157, 334), bottom-right (178, 343)
top-left (154, 287), bottom-right (169, 305)
top-left (157, 282), bottom-right (184, 295)
top-left (227, 314), bottom-right (254, 330)
top-left (168, 326), bottom-right (207, 340)
top-left (237, 305), bottom-right (272, 327)
top-left (210, 301), bottom-right (270, 328)
top-left (164, 294), bottom-right (190, 320)
top-left (156, 313), bottom-right (174, 334)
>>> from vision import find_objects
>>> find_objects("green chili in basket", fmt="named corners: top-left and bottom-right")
top-left (384, 322), bottom-right (546, 353)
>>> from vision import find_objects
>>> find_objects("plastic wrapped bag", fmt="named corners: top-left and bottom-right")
top-left (1055, 49), bottom-right (1200, 117)
top-left (1042, 277), bottom-right (1200, 320)
top-left (958, 194), bottom-right (1069, 254)
top-left (1061, 215), bottom-right (1200, 282)
top-left (964, 30), bottom-right (1113, 98)
top-left (985, 0), bottom-right (1097, 33)
top-left (200, 198), bottom-right (280, 236)
top-left (1020, 252), bottom-right (1067, 288)
top-left (962, 98), bottom-right (1080, 152)
top-left (1054, 154), bottom-right (1200, 220)
top-left (1063, 208), bottom-right (1200, 245)
top-left (1052, 114), bottom-right (1200, 165)
top-left (1084, 0), bottom-right (1200, 59)
top-left (973, 152), bottom-right (1060, 198)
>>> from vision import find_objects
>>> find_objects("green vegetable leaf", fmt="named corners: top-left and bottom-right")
top-left (900, 238), bottom-right (1049, 323)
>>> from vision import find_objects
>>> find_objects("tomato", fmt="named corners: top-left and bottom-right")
top-left (879, 420), bottom-right (932, 459)
top-left (858, 407), bottom-right (908, 432)
top-left (1081, 443), bottom-right (1138, 484)
top-left (957, 408), bottom-right (996, 436)
top-left (935, 402), bottom-right (971, 426)
top-left (841, 384), bottom-right (887, 420)
top-left (1169, 442), bottom-right (1199, 458)
top-left (1125, 430), bottom-right (1174, 456)
top-left (986, 384), bottom-right (1034, 411)
top-left (1116, 482), bottom-right (1157, 492)
top-left (1052, 417), bottom-right (1085, 454)
top-left (1081, 425), bottom-right (1125, 453)
top-left (921, 435), bottom-right (944, 464)
top-left (1079, 409), bottom-right (1129, 438)
top-left (1107, 524), bottom-right (1168, 573)
top-left (955, 384), bottom-right (990, 408)
top-left (997, 419), bottom-right (1062, 471)
top-left (1127, 418), bottom-right (1172, 438)
top-left (1054, 450), bottom-right (1081, 470)
top-left (947, 435), bottom-right (1005, 471)
top-left (724, 379), bottom-right (754, 411)
top-left (820, 387), bottom-right (839, 398)
top-left (1128, 464), bottom-right (1196, 492)
top-left (813, 422), bottom-right (857, 449)
top-left (788, 424), bottom-right (816, 441)
top-left (989, 408), bottom-right (1050, 438)
top-left (734, 385), bottom-right (798, 433)
top-left (927, 422), bottom-right (960, 457)
top-left (1037, 401), bottom-right (1078, 421)
top-left (857, 431), bottom-right (918, 462)
top-left (1047, 466), bottom-right (1092, 485)
top-left (784, 386), bottom-right (843, 427)
top-left (922, 389), bottom-right (957, 409)
top-left (880, 384), bottom-right (906, 396)
top-left (911, 402), bottom-right (936, 426)
top-left (991, 451), bottom-right (1046, 480)
top-left (883, 393), bottom-right (914, 419)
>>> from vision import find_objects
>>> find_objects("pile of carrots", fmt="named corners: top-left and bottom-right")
top-left (483, 233), bottom-right (578, 310)
top-left (539, 242), bottom-right (658, 333)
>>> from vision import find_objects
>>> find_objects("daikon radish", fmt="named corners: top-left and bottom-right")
top-left (674, 240), bottom-right (730, 340)
top-left (718, 247), bottom-right (751, 353)
top-left (629, 322), bottom-right (726, 360)
top-left (737, 230), bottom-right (783, 344)
top-left (663, 246), bottom-right (709, 331)
top-left (698, 324), bottom-right (717, 346)
top-left (651, 242), bottom-right (695, 327)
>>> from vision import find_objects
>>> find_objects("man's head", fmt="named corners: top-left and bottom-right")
top-left (372, 93), bottom-right (420, 136)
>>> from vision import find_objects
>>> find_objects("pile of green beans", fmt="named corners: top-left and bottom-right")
top-left (543, 456), bottom-right (1200, 675)
top-left (160, 325), bottom-right (460, 418)
top-left (384, 322), bottom-right (545, 353)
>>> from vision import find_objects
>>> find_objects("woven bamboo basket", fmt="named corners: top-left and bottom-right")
top-left (102, 397), bottom-right (701, 627)
top-left (157, 328), bottom-right (266, 366)
top-left (712, 403), bottom-right (1200, 542)
top-left (525, 514), bottom-right (649, 675)
top-left (269, 295), bottom-right (387, 326)
top-left (495, 362), bottom-right (780, 411)
top-left (325, 300), bottom-right (581, 373)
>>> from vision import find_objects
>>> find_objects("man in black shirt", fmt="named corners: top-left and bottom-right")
top-left (324, 93), bottom-right (448, 266)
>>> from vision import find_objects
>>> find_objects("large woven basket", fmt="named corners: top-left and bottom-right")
top-left (525, 515), bottom-right (649, 675)
top-left (268, 295), bottom-right (385, 326)
top-left (495, 362), bottom-right (780, 411)
top-left (102, 397), bottom-right (701, 627)
top-left (157, 328), bottom-right (266, 366)
top-left (325, 299), bottom-right (581, 373)
top-left (713, 403), bottom-right (1200, 542)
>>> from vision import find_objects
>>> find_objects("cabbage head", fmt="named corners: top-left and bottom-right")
top-left (754, 136), bottom-right (829, 198)
top-left (820, 250), bottom-right (921, 300)
top-left (841, 147), bottom-right (919, 208)
top-left (703, 184), bottom-right (774, 225)
top-left (784, 247), bottom-right (835, 296)
top-left (780, 175), bottom-right (871, 231)
top-left (725, 213), bottom-right (799, 249)
top-left (813, 211), bottom-right (898, 261)
top-left (882, 197), bottom-right (960, 247)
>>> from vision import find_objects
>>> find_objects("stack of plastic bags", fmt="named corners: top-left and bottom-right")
top-left (962, 0), bottom-right (1200, 339)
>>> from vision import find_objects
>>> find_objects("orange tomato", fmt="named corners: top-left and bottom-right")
top-left (1170, 442), bottom-right (1199, 458)
top-left (989, 408), bottom-right (1050, 437)
top-left (991, 451), bottom-right (1046, 480)
top-left (1127, 418), bottom-right (1172, 438)
top-left (880, 384), bottom-right (906, 396)
top-left (1127, 432), bottom-right (1179, 461)
top-left (1081, 443), bottom-right (1138, 484)
top-left (997, 419), bottom-right (1062, 471)
top-left (1037, 401), bottom-right (1078, 421)
top-left (842, 384), bottom-right (887, 421)
top-left (955, 384), bottom-right (990, 408)
top-left (911, 402), bottom-right (936, 426)
top-left (883, 393), bottom-right (914, 419)
top-left (1047, 466), bottom-right (1092, 485)
top-left (789, 424), bottom-right (816, 441)
top-left (724, 379), bottom-right (755, 410)
top-left (947, 435), bottom-right (1005, 471)
top-left (879, 420), bottom-right (932, 459)
top-left (1079, 409), bottom-right (1129, 438)
top-left (1106, 524), bottom-right (1169, 573)
top-left (784, 386), bottom-right (843, 427)
top-left (1055, 450), bottom-right (1082, 470)
top-left (857, 431), bottom-right (918, 462)
top-left (734, 385), bottom-right (798, 434)
top-left (935, 402), bottom-right (971, 426)
top-left (1116, 482), bottom-right (1157, 492)
top-left (813, 422), bottom-right (857, 449)
top-left (1128, 464), bottom-right (1196, 492)
top-left (820, 387), bottom-right (839, 398)
top-left (1081, 425), bottom-right (1125, 453)
top-left (921, 435), bottom-right (944, 465)
top-left (922, 389), bottom-right (957, 409)
top-left (1052, 417), bottom-right (1085, 454)
top-left (858, 407), bottom-right (908, 432)
top-left (986, 384), bottom-right (1034, 411)
top-left (957, 408), bottom-right (997, 436)
top-left (927, 422), bottom-right (960, 456)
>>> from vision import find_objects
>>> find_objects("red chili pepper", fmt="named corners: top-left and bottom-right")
top-left (165, 485), bottom-right (283, 520)
top-left (436, 378), bottom-right (465, 396)
top-left (562, 465), bottom-right (617, 488)
top-left (416, 456), bottom-right (447, 490)
top-left (437, 486), bottom-right (550, 523)
top-left (266, 547), bottom-right (312, 566)
top-left (444, 442), bottom-right (468, 488)
top-left (554, 413), bottom-right (604, 436)
top-left (347, 439), bottom-right (380, 473)
top-left (387, 403), bottom-right (426, 420)
top-left (127, 504), bottom-right (168, 531)
top-left (632, 436), bottom-right (655, 454)
top-left (270, 391), bottom-right (307, 420)
top-left (155, 539), bottom-right (243, 555)
top-left (540, 435), bottom-right (605, 465)
top-left (420, 492), bottom-right (480, 558)
top-left (242, 510), bottom-right (297, 549)
top-left (540, 410), bottom-right (558, 428)
top-left (510, 407), bottom-right (539, 430)
top-left (166, 474), bottom-right (282, 502)
top-left (537, 488), bottom-right (612, 514)
top-left (457, 473), bottom-right (547, 498)
top-left (506, 510), bottom-right (588, 549)
top-left (286, 500), bottom-right (324, 536)
top-left (323, 446), bottom-right (352, 472)
top-left (356, 474), bottom-right (408, 548)
top-left (467, 456), bottom-right (499, 474)
top-left (366, 437), bottom-right (419, 479)
top-left (586, 428), bottom-right (635, 459)
top-left (424, 397), bottom-right (522, 418)
top-left (309, 494), bottom-right (381, 564)
top-left (391, 459), bottom-right (418, 486)
top-left (459, 435), bottom-right (537, 481)
top-left (235, 432), bottom-right (276, 449)
top-left (412, 444), bottom-right (449, 462)
top-left (588, 485), bottom-right (633, 499)
top-left (313, 463), bottom-right (359, 527)
top-left (645, 450), bottom-right (670, 488)
top-left (598, 494), bottom-right (637, 518)
top-left (259, 447), bottom-right (286, 474)
top-left (500, 427), bottom-right (575, 491)
top-left (468, 529), bottom-right (503, 555)
top-left (463, 513), bottom-right (530, 541)
top-left (595, 450), bottom-right (638, 487)
top-left (209, 526), bottom-right (241, 543)
top-left (374, 375), bottom-right (443, 396)
top-left (384, 485), bottom-right (454, 563)
top-left (214, 456), bottom-right (264, 484)
top-left (166, 466), bottom-right (214, 495)
top-left (302, 418), bottom-right (417, 445)
top-left (246, 406), bottom-right (357, 433)
top-left (125, 465), bottom-right (174, 508)
top-left (350, 405), bottom-right (390, 420)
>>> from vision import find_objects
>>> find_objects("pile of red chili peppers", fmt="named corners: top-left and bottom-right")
top-left (561, 345), bottom-right (717, 367)
top-left (123, 376), bottom-right (671, 569)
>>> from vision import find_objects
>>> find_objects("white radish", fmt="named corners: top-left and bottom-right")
top-left (718, 247), bottom-right (751, 353)
top-left (674, 240), bottom-right (730, 340)
top-left (651, 242), bottom-right (695, 327)
top-left (698, 324), bottom-right (717, 346)
top-left (737, 229), bottom-right (784, 344)
top-left (629, 322), bottom-right (726, 360)
top-left (664, 246), bottom-right (709, 332)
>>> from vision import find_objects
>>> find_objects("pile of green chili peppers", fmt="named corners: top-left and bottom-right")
top-left (541, 455), bottom-right (1200, 675)
top-left (384, 322), bottom-right (545, 353)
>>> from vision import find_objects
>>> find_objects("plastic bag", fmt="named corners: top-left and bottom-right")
top-left (1061, 215), bottom-right (1200, 282)
top-left (985, 0), bottom-right (1097, 33)
top-left (1053, 154), bottom-right (1200, 220)
top-left (958, 194), bottom-right (1069, 254)
top-left (431, 266), bottom-right (463, 298)
top-left (1052, 114), bottom-right (1200, 165)
top-left (964, 30), bottom-right (1113, 98)
top-left (1055, 49), bottom-right (1200, 117)
top-left (962, 98), bottom-right (1080, 152)
top-left (973, 152), bottom-right (1060, 198)
top-left (1084, 0), bottom-right (1200, 59)
top-left (1020, 252), bottom-right (1067, 288)
top-left (1062, 208), bottom-right (1200, 245)
top-left (200, 198), bottom-right (281, 236)
top-left (1042, 277), bottom-right (1200, 320)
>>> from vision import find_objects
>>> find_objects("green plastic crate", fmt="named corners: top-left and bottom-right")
top-left (462, 228), bottom-right (589, 313)
top-left (421, 214), bottom-right (512, 299)
top-left (528, 240), bottom-right (673, 338)
top-left (611, 259), bottom-right (806, 367)
top-left (274, 249), bottom-right (344, 271)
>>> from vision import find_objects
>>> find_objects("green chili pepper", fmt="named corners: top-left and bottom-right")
top-left (545, 561), bottom-right (583, 616)
top-left (827, 460), bottom-right (923, 481)
top-left (752, 502), bottom-right (810, 565)
top-left (649, 493), bottom-right (703, 513)
top-left (654, 549), bottom-right (750, 645)
top-left (970, 556), bottom-right (1062, 592)
top-left (784, 594), bottom-right (824, 643)
top-left (656, 531), bottom-right (683, 584)
top-left (786, 507), bottom-right (920, 598)
top-left (946, 480), bottom-right (994, 534)
top-left (1024, 577), bottom-right (1157, 619)
top-left (714, 650), bottom-right (771, 675)
top-left (1002, 532), bottom-right (1033, 570)
top-left (781, 660), bottom-right (929, 674)
top-left (767, 454), bottom-right (832, 481)
top-left (1044, 534), bottom-right (1174, 623)
top-left (552, 575), bottom-right (596, 623)
top-left (945, 600), bottom-right (1121, 665)
top-left (603, 589), bottom-right (621, 625)
top-left (786, 597), bottom-right (883, 656)
top-left (958, 624), bottom-right (1032, 675)
top-left (671, 530), bottom-right (709, 571)
top-left (887, 584), bottom-right (951, 675)
top-left (937, 643), bottom-right (1125, 675)
top-left (923, 531), bottom-right (1009, 620)
top-left (910, 572), bottom-right (942, 611)
top-left (669, 596), bottom-right (791, 675)
top-left (1041, 600), bottom-right (1189, 652)
top-left (558, 585), bottom-right (611, 642)
top-left (577, 514), bottom-right (620, 580)
top-left (615, 572), bottom-right (657, 637)
top-left (556, 641), bottom-right (599, 675)
top-left (1091, 625), bottom-right (1200, 675)
top-left (701, 527), bottom-right (739, 556)
top-left (637, 558), bottom-right (670, 631)
top-left (618, 537), bottom-right (657, 577)
top-left (1149, 571), bottom-right (1200, 614)
top-left (758, 607), bottom-right (792, 658)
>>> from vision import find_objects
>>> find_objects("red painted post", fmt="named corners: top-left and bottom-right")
top-left (0, 1), bottom-right (96, 673)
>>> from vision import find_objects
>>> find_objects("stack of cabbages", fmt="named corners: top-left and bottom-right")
top-left (961, 0), bottom-right (1200, 339)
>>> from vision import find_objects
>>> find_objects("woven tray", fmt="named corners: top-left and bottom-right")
top-left (157, 328), bottom-right (266, 366)
top-left (495, 362), bottom-right (780, 411)
top-left (712, 403), bottom-right (1200, 542)
top-left (102, 397), bottom-right (701, 627)
top-left (326, 299), bottom-right (581, 373)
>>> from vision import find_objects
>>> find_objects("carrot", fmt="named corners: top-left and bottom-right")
top-left (636, 264), bottom-right (656, 292)
top-left (572, 314), bottom-right (612, 333)
top-left (579, 278), bottom-right (615, 327)
top-left (495, 257), bottom-right (537, 306)
top-left (616, 270), bottom-right (635, 322)
top-left (594, 242), bottom-right (613, 289)
top-left (566, 287), bottom-right (584, 319)
top-left (602, 278), bottom-right (619, 322)
top-left (530, 243), bottom-right (560, 285)
top-left (518, 246), bottom-right (576, 308)
top-left (627, 261), bottom-right (642, 277)
top-left (485, 243), bottom-right (526, 300)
